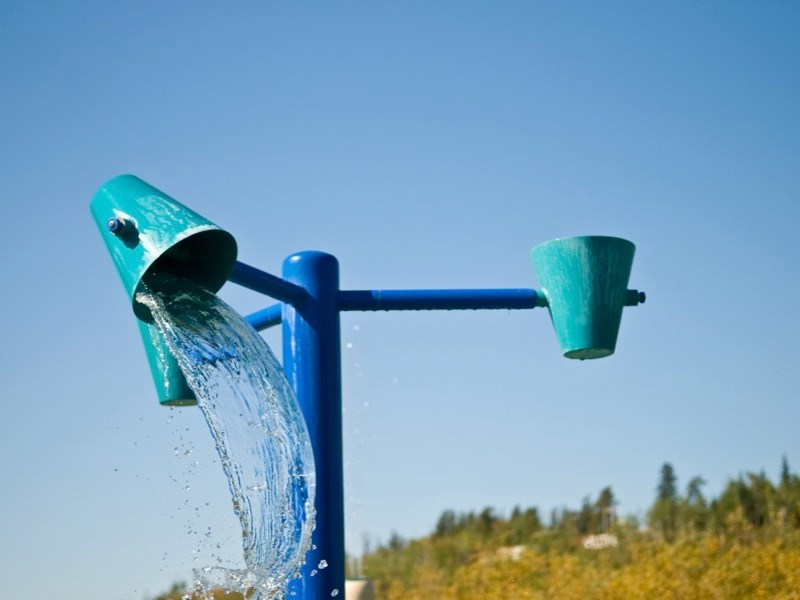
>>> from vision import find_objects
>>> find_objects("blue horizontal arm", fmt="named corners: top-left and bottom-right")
top-left (229, 261), bottom-right (308, 305)
top-left (338, 288), bottom-right (545, 311)
top-left (232, 260), bottom-right (550, 330)
top-left (245, 303), bottom-right (283, 331)
top-left (241, 288), bottom-right (545, 331)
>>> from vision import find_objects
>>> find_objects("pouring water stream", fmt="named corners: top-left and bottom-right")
top-left (137, 275), bottom-right (316, 599)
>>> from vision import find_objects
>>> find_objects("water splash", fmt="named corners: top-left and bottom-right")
top-left (137, 275), bottom-right (316, 599)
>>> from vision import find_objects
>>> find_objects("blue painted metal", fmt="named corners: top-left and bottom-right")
top-left (245, 288), bottom-right (544, 328)
top-left (339, 288), bottom-right (544, 311)
top-left (281, 252), bottom-right (345, 600)
top-left (107, 217), bottom-right (124, 234)
top-left (229, 261), bottom-right (308, 305)
top-left (244, 303), bottom-right (284, 331)
top-left (626, 289), bottom-right (647, 306)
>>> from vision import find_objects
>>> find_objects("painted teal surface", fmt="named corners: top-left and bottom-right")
top-left (531, 236), bottom-right (635, 360)
top-left (90, 174), bottom-right (238, 322)
top-left (138, 321), bottom-right (197, 406)
top-left (90, 175), bottom-right (238, 405)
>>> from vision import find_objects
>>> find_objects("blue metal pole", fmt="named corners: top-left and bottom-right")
top-left (242, 289), bottom-right (544, 331)
top-left (244, 303), bottom-right (283, 331)
top-left (229, 260), bottom-right (308, 305)
top-left (339, 288), bottom-right (544, 311)
top-left (281, 251), bottom-right (344, 600)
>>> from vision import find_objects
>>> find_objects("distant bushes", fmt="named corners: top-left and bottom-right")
top-left (151, 582), bottom-right (243, 600)
top-left (360, 457), bottom-right (800, 599)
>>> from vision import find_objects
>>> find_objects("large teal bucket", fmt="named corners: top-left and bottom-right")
top-left (531, 236), bottom-right (640, 360)
top-left (91, 175), bottom-right (238, 404)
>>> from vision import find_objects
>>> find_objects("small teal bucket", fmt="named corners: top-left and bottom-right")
top-left (531, 236), bottom-right (637, 360)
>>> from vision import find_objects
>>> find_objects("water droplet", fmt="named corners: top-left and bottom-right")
top-left (331, 589), bottom-right (339, 597)
top-left (318, 560), bottom-right (328, 569)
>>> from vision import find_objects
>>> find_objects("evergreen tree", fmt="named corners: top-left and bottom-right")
top-left (778, 455), bottom-right (798, 529)
top-left (657, 463), bottom-right (678, 501)
top-left (746, 471), bottom-right (775, 528)
top-left (781, 454), bottom-right (791, 489)
top-left (649, 463), bottom-right (679, 541)
top-left (435, 510), bottom-right (458, 537)
top-left (507, 506), bottom-right (542, 544)
top-left (476, 507), bottom-right (497, 538)
top-left (596, 486), bottom-right (616, 533)
top-left (682, 476), bottom-right (708, 532)
top-left (577, 496), bottom-right (595, 535)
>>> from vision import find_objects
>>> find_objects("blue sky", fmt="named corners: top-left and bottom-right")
top-left (1, 2), bottom-right (799, 599)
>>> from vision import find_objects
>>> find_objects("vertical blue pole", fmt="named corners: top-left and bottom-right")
top-left (282, 251), bottom-right (345, 600)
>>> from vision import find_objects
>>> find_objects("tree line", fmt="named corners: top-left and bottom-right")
top-left (648, 456), bottom-right (800, 541)
top-left (374, 455), bottom-right (800, 554)
top-left (360, 456), bottom-right (800, 580)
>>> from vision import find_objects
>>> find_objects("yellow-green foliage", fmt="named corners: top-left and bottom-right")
top-left (369, 534), bottom-right (800, 599)
top-left (154, 585), bottom-right (244, 600)
top-left (361, 458), bottom-right (800, 598)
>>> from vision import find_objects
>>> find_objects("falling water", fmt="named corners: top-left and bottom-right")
top-left (136, 275), bottom-right (316, 599)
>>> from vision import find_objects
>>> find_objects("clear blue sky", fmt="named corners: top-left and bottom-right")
top-left (2, 2), bottom-right (799, 599)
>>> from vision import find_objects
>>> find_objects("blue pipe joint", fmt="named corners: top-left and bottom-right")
top-left (91, 175), bottom-right (238, 405)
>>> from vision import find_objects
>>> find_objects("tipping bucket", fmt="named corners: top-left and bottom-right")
top-left (91, 175), bottom-right (237, 404)
top-left (531, 236), bottom-right (637, 360)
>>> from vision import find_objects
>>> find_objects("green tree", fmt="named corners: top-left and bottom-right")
top-left (435, 509), bottom-right (458, 537)
top-left (649, 463), bottom-right (679, 541)
top-left (388, 531), bottom-right (407, 550)
top-left (781, 455), bottom-right (791, 488)
top-left (596, 486), bottom-right (616, 533)
top-left (476, 506), bottom-right (497, 539)
top-left (681, 476), bottom-right (708, 533)
top-left (778, 455), bottom-right (800, 529)
top-left (746, 471), bottom-right (776, 528)
top-left (711, 472), bottom-right (777, 537)
top-left (151, 581), bottom-right (187, 600)
top-left (576, 496), bottom-right (595, 535)
top-left (657, 463), bottom-right (678, 501)
top-left (506, 505), bottom-right (542, 544)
